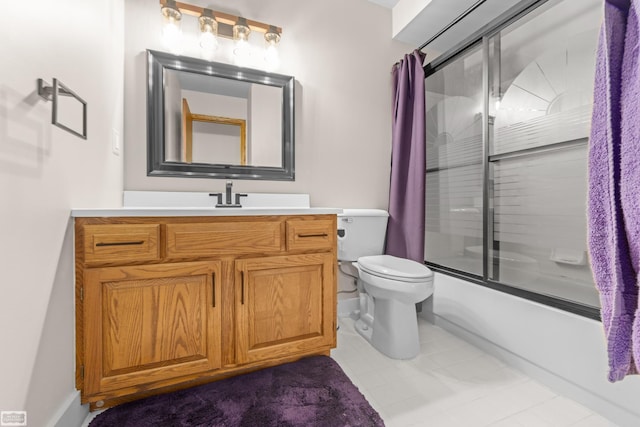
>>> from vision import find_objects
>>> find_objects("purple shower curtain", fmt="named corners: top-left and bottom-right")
top-left (588, 0), bottom-right (640, 382)
top-left (385, 50), bottom-right (426, 262)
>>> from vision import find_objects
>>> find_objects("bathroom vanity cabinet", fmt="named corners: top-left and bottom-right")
top-left (74, 214), bottom-right (337, 409)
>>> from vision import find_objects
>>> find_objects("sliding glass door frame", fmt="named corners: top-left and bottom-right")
top-left (423, 0), bottom-right (599, 320)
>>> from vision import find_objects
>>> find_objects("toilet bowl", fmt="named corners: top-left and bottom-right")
top-left (337, 209), bottom-right (434, 360)
top-left (354, 255), bottom-right (434, 359)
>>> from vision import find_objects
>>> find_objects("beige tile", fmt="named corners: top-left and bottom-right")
top-left (490, 418), bottom-right (526, 427)
top-left (409, 351), bottom-right (446, 373)
top-left (493, 409), bottom-right (555, 427)
top-left (486, 379), bottom-right (557, 413)
top-left (571, 414), bottom-right (621, 427)
top-left (391, 411), bottom-right (465, 427)
top-left (445, 394), bottom-right (514, 426)
top-left (367, 379), bottom-right (424, 407)
top-left (529, 396), bottom-right (593, 426)
top-left (379, 395), bottom-right (442, 426)
top-left (377, 364), bottom-right (421, 384)
top-left (428, 345), bottom-right (484, 368)
top-left (353, 369), bottom-right (390, 390)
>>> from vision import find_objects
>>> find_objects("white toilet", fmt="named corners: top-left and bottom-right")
top-left (338, 209), bottom-right (434, 359)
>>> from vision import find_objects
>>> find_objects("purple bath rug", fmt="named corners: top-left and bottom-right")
top-left (88, 355), bottom-right (384, 427)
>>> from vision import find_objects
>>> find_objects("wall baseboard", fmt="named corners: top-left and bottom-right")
top-left (48, 391), bottom-right (88, 427)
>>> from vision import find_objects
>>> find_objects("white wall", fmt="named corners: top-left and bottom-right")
top-left (181, 90), bottom-right (247, 119)
top-left (428, 273), bottom-right (640, 427)
top-left (192, 122), bottom-right (241, 165)
top-left (124, 0), bottom-right (413, 208)
top-left (181, 90), bottom-right (246, 164)
top-left (0, 1), bottom-right (124, 426)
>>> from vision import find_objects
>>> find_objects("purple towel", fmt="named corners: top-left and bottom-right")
top-left (588, 0), bottom-right (639, 382)
top-left (620, 2), bottom-right (640, 376)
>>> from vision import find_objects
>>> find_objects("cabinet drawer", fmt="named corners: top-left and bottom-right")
top-left (286, 219), bottom-right (335, 251)
top-left (83, 224), bottom-right (160, 264)
top-left (166, 221), bottom-right (283, 258)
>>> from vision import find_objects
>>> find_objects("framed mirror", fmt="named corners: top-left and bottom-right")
top-left (147, 49), bottom-right (295, 180)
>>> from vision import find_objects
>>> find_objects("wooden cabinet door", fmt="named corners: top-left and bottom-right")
top-left (235, 253), bottom-right (336, 364)
top-left (83, 262), bottom-right (222, 397)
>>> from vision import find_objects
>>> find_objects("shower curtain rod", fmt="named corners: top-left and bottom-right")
top-left (418, 0), bottom-right (487, 51)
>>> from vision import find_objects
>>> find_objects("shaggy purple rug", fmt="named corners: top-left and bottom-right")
top-left (88, 356), bottom-right (384, 427)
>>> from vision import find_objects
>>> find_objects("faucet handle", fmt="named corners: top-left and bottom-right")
top-left (235, 193), bottom-right (248, 206)
top-left (209, 193), bottom-right (223, 205)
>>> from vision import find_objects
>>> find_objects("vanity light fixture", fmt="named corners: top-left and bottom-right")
top-left (198, 9), bottom-right (218, 60)
top-left (161, 0), bottom-right (182, 54)
top-left (233, 17), bottom-right (251, 66)
top-left (264, 25), bottom-right (281, 70)
top-left (158, 0), bottom-right (283, 69)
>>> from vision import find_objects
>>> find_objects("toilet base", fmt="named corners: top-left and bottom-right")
top-left (356, 297), bottom-right (422, 360)
top-left (355, 318), bottom-right (373, 342)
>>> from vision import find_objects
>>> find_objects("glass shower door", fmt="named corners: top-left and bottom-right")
top-left (487, 0), bottom-right (602, 306)
top-left (425, 45), bottom-right (484, 277)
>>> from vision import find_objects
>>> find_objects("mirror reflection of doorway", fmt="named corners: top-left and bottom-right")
top-left (181, 98), bottom-right (247, 165)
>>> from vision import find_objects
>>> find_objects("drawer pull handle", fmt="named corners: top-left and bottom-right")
top-left (212, 272), bottom-right (216, 308)
top-left (298, 233), bottom-right (328, 238)
top-left (95, 240), bottom-right (145, 247)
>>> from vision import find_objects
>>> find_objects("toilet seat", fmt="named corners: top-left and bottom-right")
top-left (357, 255), bottom-right (433, 283)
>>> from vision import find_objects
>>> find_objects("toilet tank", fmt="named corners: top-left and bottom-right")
top-left (337, 209), bottom-right (389, 261)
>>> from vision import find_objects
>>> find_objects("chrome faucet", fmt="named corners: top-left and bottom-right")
top-left (209, 181), bottom-right (247, 208)
top-left (225, 181), bottom-right (233, 205)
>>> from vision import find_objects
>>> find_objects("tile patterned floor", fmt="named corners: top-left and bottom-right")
top-left (331, 316), bottom-right (618, 427)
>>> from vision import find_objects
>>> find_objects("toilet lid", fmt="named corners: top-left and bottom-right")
top-left (357, 255), bottom-right (433, 282)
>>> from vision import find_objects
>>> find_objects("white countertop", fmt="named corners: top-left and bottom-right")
top-left (71, 207), bottom-right (342, 217)
top-left (72, 191), bottom-right (342, 217)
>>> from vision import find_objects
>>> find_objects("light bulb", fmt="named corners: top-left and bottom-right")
top-left (199, 11), bottom-right (218, 60)
top-left (162, 22), bottom-right (181, 53)
top-left (234, 39), bottom-right (251, 66)
top-left (200, 32), bottom-right (218, 60)
top-left (232, 17), bottom-right (252, 66)
top-left (263, 26), bottom-right (281, 71)
top-left (264, 43), bottom-right (279, 70)
top-left (161, 1), bottom-right (182, 54)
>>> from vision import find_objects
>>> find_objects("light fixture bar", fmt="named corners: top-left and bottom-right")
top-left (158, 0), bottom-right (282, 35)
